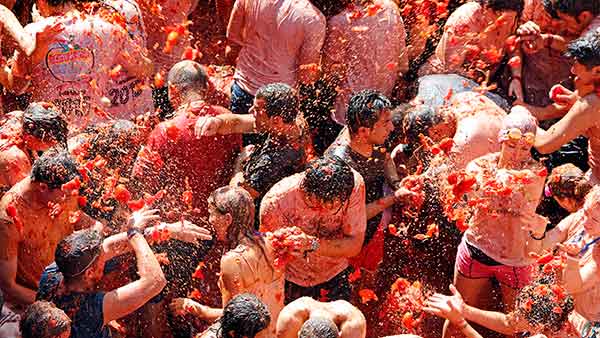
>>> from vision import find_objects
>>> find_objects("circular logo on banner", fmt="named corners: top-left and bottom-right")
top-left (45, 41), bottom-right (95, 83)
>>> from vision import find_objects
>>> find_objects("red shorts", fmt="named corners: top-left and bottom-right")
top-left (456, 239), bottom-right (534, 289)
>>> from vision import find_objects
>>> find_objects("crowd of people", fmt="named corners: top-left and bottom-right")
top-left (0, 0), bottom-right (600, 337)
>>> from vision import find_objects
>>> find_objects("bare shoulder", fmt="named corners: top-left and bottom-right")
top-left (328, 299), bottom-right (363, 319)
top-left (283, 296), bottom-right (314, 314)
top-left (220, 250), bottom-right (244, 275)
top-left (565, 92), bottom-right (600, 117)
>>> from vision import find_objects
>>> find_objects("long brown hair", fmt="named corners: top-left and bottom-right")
top-left (209, 186), bottom-right (257, 250)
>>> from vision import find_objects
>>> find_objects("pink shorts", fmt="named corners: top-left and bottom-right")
top-left (456, 240), bottom-right (534, 289)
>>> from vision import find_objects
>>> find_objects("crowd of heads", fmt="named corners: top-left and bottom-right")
top-left (3, 0), bottom-right (600, 337)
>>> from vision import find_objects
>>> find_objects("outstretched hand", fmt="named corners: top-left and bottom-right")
top-left (128, 208), bottom-right (160, 231)
top-left (166, 219), bottom-right (213, 243)
top-left (423, 284), bottom-right (466, 325)
top-left (170, 297), bottom-right (199, 316)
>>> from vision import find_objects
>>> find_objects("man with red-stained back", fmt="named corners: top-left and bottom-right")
top-left (131, 60), bottom-right (242, 222)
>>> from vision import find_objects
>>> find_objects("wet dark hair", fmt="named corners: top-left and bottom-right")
top-left (167, 60), bottom-right (209, 99)
top-left (402, 105), bottom-right (439, 147)
top-left (301, 156), bottom-right (355, 203)
top-left (547, 163), bottom-right (592, 207)
top-left (255, 83), bottom-right (299, 124)
top-left (477, 0), bottom-right (524, 11)
top-left (22, 103), bottom-right (68, 147)
top-left (515, 277), bottom-right (574, 332)
top-left (20, 301), bottom-right (71, 338)
top-left (299, 317), bottom-right (340, 338)
top-left (86, 120), bottom-right (142, 170)
top-left (55, 229), bottom-right (104, 281)
top-left (219, 293), bottom-right (270, 338)
top-left (31, 148), bottom-right (80, 189)
top-left (346, 89), bottom-right (391, 135)
top-left (543, 0), bottom-right (600, 18)
top-left (309, 0), bottom-right (351, 17)
top-left (208, 186), bottom-right (256, 250)
top-left (566, 30), bottom-right (600, 69)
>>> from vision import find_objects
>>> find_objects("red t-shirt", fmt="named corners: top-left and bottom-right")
top-left (132, 102), bottom-right (241, 220)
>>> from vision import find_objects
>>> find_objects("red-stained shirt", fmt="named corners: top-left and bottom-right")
top-left (228, 0), bottom-right (326, 95)
top-left (12, 13), bottom-right (153, 133)
top-left (132, 102), bottom-right (241, 220)
top-left (419, 2), bottom-right (518, 80)
top-left (322, 0), bottom-right (407, 124)
top-left (259, 171), bottom-right (366, 286)
top-left (140, 0), bottom-right (197, 73)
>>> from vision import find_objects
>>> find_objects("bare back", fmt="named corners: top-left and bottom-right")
top-left (220, 242), bottom-right (284, 338)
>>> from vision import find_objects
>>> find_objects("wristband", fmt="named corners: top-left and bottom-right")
top-left (529, 231), bottom-right (545, 240)
top-left (127, 228), bottom-right (143, 240)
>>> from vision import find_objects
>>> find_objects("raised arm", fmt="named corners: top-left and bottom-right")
top-left (557, 243), bottom-right (600, 295)
top-left (534, 95), bottom-right (600, 154)
top-left (194, 113), bottom-right (256, 137)
top-left (102, 220), bottom-right (212, 261)
top-left (0, 5), bottom-right (35, 55)
top-left (424, 285), bottom-right (524, 337)
top-left (102, 209), bottom-right (167, 325)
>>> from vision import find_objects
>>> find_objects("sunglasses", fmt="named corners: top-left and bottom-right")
top-left (499, 128), bottom-right (535, 145)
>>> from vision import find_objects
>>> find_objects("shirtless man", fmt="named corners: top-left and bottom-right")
top-left (526, 31), bottom-right (600, 184)
top-left (276, 297), bottom-right (366, 338)
top-left (10, 0), bottom-right (153, 133)
top-left (0, 148), bottom-right (100, 305)
top-left (396, 91), bottom-right (506, 174)
top-left (0, 103), bottom-right (67, 195)
top-left (445, 109), bottom-right (547, 338)
top-left (443, 92), bottom-right (508, 170)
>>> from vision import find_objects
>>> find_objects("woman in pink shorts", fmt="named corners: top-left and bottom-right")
top-left (445, 109), bottom-right (547, 338)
